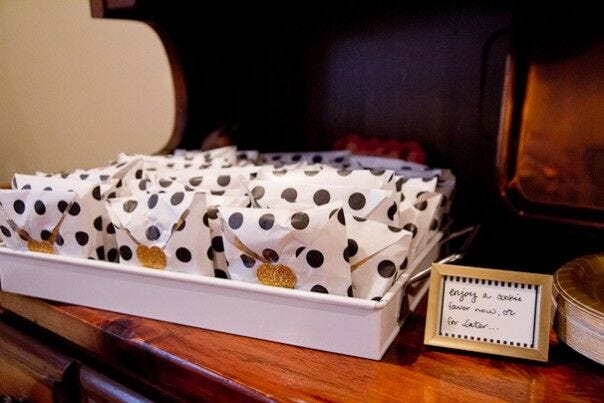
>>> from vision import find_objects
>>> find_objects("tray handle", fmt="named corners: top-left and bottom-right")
top-left (397, 225), bottom-right (480, 325)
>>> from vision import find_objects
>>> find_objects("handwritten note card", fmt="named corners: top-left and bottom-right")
top-left (440, 276), bottom-right (538, 347)
top-left (424, 264), bottom-right (553, 361)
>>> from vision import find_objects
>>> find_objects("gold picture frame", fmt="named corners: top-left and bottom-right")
top-left (424, 263), bottom-right (553, 362)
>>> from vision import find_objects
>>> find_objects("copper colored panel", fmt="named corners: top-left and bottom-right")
top-left (498, 42), bottom-right (604, 228)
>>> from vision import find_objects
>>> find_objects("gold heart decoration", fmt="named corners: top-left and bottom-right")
top-left (27, 239), bottom-right (57, 254)
top-left (256, 263), bottom-right (297, 289)
top-left (136, 245), bottom-right (167, 270)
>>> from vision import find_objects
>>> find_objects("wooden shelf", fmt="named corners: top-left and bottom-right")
top-left (1, 291), bottom-right (601, 401)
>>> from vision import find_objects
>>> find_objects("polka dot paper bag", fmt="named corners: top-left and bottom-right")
top-left (0, 184), bottom-right (100, 259)
top-left (248, 179), bottom-right (400, 226)
top-left (106, 191), bottom-right (213, 276)
top-left (345, 216), bottom-right (413, 300)
top-left (219, 203), bottom-right (352, 296)
top-left (257, 166), bottom-right (397, 192)
top-left (396, 176), bottom-right (438, 211)
top-left (17, 174), bottom-right (125, 261)
top-left (399, 192), bottom-right (443, 263)
top-left (246, 179), bottom-right (413, 299)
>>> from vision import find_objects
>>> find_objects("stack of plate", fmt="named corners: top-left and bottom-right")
top-left (552, 253), bottom-right (604, 364)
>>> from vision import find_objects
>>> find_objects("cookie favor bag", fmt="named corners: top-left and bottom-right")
top-left (0, 189), bottom-right (95, 258)
top-left (107, 191), bottom-right (213, 276)
top-left (219, 203), bottom-right (352, 296)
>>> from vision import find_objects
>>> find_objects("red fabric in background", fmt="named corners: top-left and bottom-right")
top-left (333, 135), bottom-right (426, 164)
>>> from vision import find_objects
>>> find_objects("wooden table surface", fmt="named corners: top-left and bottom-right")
top-left (0, 291), bottom-right (602, 402)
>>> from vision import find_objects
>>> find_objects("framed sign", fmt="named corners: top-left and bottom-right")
top-left (424, 263), bottom-right (553, 362)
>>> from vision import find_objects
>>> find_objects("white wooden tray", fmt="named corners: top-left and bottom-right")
top-left (0, 234), bottom-right (441, 360)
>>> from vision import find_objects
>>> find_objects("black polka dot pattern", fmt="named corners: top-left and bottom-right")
top-left (146, 225), bottom-right (161, 241)
top-left (403, 223), bottom-right (418, 238)
top-left (337, 209), bottom-right (346, 225)
top-left (93, 216), bottom-right (103, 231)
top-left (120, 245), bottom-right (133, 260)
top-left (211, 236), bottom-right (224, 252)
top-left (399, 257), bottom-right (408, 271)
top-left (241, 254), bottom-right (256, 268)
top-left (291, 212), bottom-right (309, 230)
top-left (313, 189), bottom-right (330, 205)
top-left (176, 247), bottom-right (192, 262)
top-left (388, 225), bottom-right (402, 233)
top-left (217, 175), bottom-right (231, 187)
top-left (310, 285), bottom-right (328, 293)
top-left (228, 212), bottom-right (244, 229)
top-left (214, 269), bottom-right (228, 279)
top-left (96, 246), bottom-right (105, 260)
top-left (281, 188), bottom-right (297, 202)
top-left (262, 248), bottom-right (279, 263)
top-left (34, 200), bottom-right (46, 215)
top-left (123, 200), bottom-right (137, 213)
top-left (92, 186), bottom-right (102, 201)
top-left (258, 214), bottom-right (275, 230)
top-left (348, 193), bottom-right (366, 210)
top-left (189, 177), bottom-right (203, 186)
top-left (68, 202), bottom-right (81, 216)
top-left (159, 179), bottom-right (172, 188)
top-left (107, 248), bottom-right (118, 262)
top-left (347, 239), bottom-right (358, 258)
top-left (347, 285), bottom-right (354, 297)
top-left (41, 230), bottom-right (51, 240)
top-left (414, 200), bottom-right (428, 211)
top-left (75, 231), bottom-right (89, 246)
top-left (0, 225), bottom-right (11, 238)
top-left (207, 246), bottom-right (214, 261)
top-left (378, 260), bottom-right (396, 278)
top-left (387, 202), bottom-right (398, 221)
top-left (251, 186), bottom-right (265, 200)
top-left (295, 246), bottom-right (305, 258)
top-left (147, 194), bottom-right (158, 209)
top-left (13, 200), bottom-right (25, 214)
top-left (171, 192), bottom-right (184, 206)
top-left (306, 250), bottom-right (324, 268)
top-left (106, 223), bottom-right (115, 234)
top-left (396, 178), bottom-right (404, 191)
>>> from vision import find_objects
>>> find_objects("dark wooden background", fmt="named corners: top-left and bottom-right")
top-left (92, 0), bottom-right (603, 272)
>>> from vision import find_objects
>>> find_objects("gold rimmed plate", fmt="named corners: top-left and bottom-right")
top-left (554, 253), bottom-right (604, 319)
top-left (553, 253), bottom-right (604, 364)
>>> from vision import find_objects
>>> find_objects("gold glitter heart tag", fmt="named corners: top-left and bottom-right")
top-left (257, 263), bottom-right (297, 289)
top-left (27, 240), bottom-right (57, 254)
top-left (136, 245), bottom-right (167, 270)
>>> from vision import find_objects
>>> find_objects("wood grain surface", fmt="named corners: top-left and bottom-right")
top-left (0, 291), bottom-right (602, 402)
